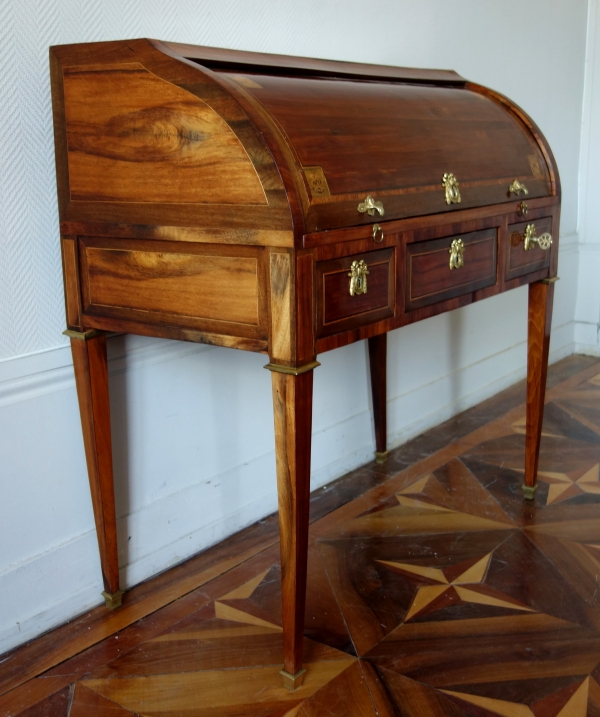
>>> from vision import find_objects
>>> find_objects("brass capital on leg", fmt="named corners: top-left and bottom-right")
top-left (102, 589), bottom-right (124, 610)
top-left (264, 360), bottom-right (321, 376)
top-left (63, 328), bottom-right (103, 340)
top-left (522, 483), bottom-right (538, 501)
top-left (374, 450), bottom-right (389, 464)
top-left (280, 668), bottom-right (307, 692)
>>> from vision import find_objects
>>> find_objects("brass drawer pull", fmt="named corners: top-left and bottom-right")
top-left (348, 260), bottom-right (369, 296)
top-left (442, 173), bottom-right (461, 205)
top-left (372, 223), bottom-right (384, 242)
top-left (509, 179), bottom-right (529, 196)
top-left (449, 238), bottom-right (465, 269)
top-left (524, 223), bottom-right (552, 251)
top-left (358, 195), bottom-right (384, 217)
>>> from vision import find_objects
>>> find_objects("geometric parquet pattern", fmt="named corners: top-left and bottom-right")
top-left (1, 356), bottom-right (600, 716)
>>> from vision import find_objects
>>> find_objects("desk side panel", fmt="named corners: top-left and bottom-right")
top-left (50, 40), bottom-right (294, 246)
top-left (76, 237), bottom-right (270, 350)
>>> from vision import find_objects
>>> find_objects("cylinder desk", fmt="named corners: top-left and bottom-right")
top-left (50, 38), bottom-right (560, 690)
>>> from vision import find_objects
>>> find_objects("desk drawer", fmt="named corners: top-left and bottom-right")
top-left (505, 217), bottom-right (552, 281)
top-left (406, 229), bottom-right (497, 311)
top-left (316, 247), bottom-right (395, 337)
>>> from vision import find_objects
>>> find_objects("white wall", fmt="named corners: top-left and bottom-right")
top-left (0, 0), bottom-right (588, 654)
top-left (577, 0), bottom-right (600, 356)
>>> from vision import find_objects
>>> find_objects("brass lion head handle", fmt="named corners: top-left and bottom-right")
top-left (442, 173), bottom-right (461, 205)
top-left (358, 195), bottom-right (384, 217)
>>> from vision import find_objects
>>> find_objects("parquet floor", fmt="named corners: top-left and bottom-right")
top-left (2, 355), bottom-right (600, 716)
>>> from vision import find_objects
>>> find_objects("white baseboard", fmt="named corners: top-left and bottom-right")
top-left (573, 315), bottom-right (600, 358)
top-left (573, 241), bottom-right (600, 356)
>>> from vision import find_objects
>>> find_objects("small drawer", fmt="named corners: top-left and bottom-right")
top-left (406, 229), bottom-right (497, 311)
top-left (505, 217), bottom-right (552, 281)
top-left (316, 247), bottom-right (395, 337)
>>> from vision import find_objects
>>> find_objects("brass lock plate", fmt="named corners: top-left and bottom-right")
top-left (442, 173), bottom-right (461, 205)
top-left (348, 259), bottom-right (369, 296)
top-left (449, 238), bottom-right (465, 269)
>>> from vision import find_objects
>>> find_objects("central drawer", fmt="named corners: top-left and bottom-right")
top-left (316, 247), bottom-right (395, 337)
top-left (406, 229), bottom-right (497, 311)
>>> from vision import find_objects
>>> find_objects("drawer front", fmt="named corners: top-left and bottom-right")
top-left (505, 217), bottom-right (552, 281)
top-left (406, 229), bottom-right (497, 311)
top-left (316, 247), bottom-right (395, 337)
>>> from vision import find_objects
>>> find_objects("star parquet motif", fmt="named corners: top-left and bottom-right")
top-left (537, 463), bottom-right (600, 505)
top-left (3, 357), bottom-right (600, 716)
top-left (377, 551), bottom-right (534, 621)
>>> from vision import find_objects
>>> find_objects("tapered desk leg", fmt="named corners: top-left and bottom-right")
top-left (269, 365), bottom-right (314, 691)
top-left (523, 279), bottom-right (556, 500)
top-left (68, 330), bottom-right (122, 608)
top-left (368, 333), bottom-right (388, 463)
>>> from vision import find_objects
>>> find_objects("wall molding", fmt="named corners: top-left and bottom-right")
top-left (0, 335), bottom-right (214, 408)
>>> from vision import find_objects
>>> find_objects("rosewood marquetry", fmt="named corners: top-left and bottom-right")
top-left (50, 38), bottom-right (560, 688)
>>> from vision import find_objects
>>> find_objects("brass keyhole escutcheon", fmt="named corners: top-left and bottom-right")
top-left (348, 260), bottom-right (369, 296)
top-left (357, 195), bottom-right (384, 217)
top-left (524, 223), bottom-right (552, 251)
top-left (372, 223), bottom-right (384, 242)
top-left (518, 201), bottom-right (528, 217)
top-left (449, 238), bottom-right (465, 269)
top-left (442, 173), bottom-right (461, 205)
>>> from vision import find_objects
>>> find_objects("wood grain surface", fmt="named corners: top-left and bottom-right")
top-left (70, 333), bottom-right (119, 596)
top-left (271, 369), bottom-right (315, 677)
top-left (63, 63), bottom-right (267, 205)
top-left (231, 73), bottom-right (551, 231)
top-left (82, 242), bottom-right (260, 326)
top-left (316, 247), bottom-right (395, 338)
top-left (167, 40), bottom-right (466, 85)
top-left (406, 229), bottom-right (497, 311)
top-left (61, 236), bottom-right (83, 330)
top-left (525, 280), bottom-right (555, 490)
